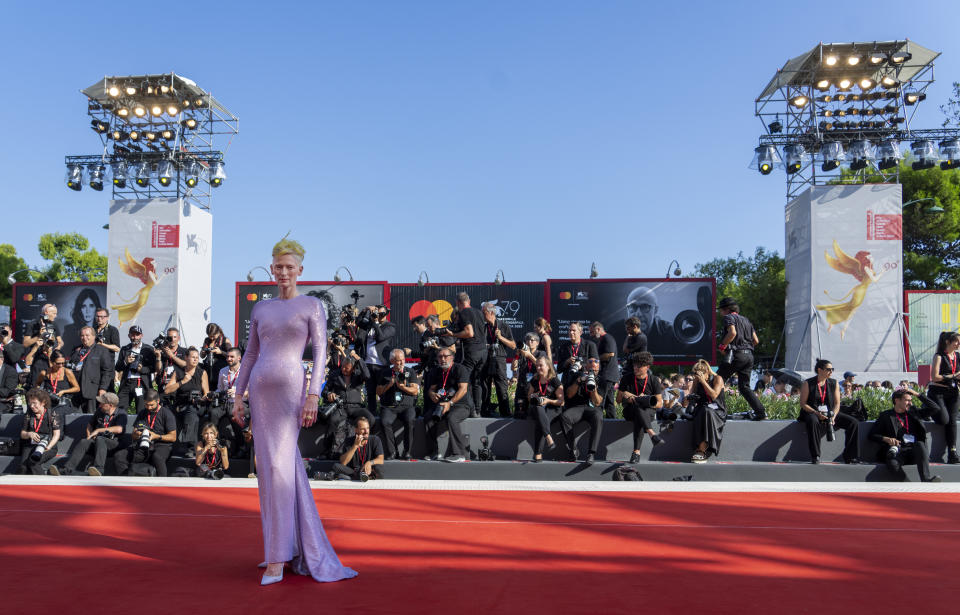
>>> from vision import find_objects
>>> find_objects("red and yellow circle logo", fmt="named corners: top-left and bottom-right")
top-left (409, 299), bottom-right (454, 324)
top-left (558, 291), bottom-right (572, 300)
top-left (245, 293), bottom-right (258, 301)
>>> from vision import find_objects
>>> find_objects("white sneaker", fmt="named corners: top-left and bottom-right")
top-left (48, 466), bottom-right (60, 476)
top-left (87, 467), bottom-right (102, 476)
top-left (443, 455), bottom-right (466, 463)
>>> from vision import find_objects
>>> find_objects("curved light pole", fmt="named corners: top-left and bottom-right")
top-left (417, 270), bottom-right (430, 287)
top-left (665, 259), bottom-right (682, 278)
top-left (903, 197), bottom-right (944, 213)
top-left (333, 266), bottom-right (354, 283)
top-left (245, 266), bottom-right (273, 282)
top-left (494, 269), bottom-right (506, 285)
top-left (6, 269), bottom-right (47, 285)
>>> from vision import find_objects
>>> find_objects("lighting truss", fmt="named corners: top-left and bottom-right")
top-left (64, 73), bottom-right (239, 209)
top-left (754, 40), bottom-right (960, 200)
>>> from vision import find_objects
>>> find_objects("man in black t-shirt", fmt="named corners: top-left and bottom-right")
top-left (114, 389), bottom-right (177, 477)
top-left (448, 292), bottom-right (486, 416)
top-left (157, 328), bottom-right (188, 406)
top-left (716, 297), bottom-right (766, 420)
top-left (479, 303), bottom-right (516, 417)
top-left (93, 308), bottom-right (121, 369)
top-left (116, 325), bottom-right (157, 415)
top-left (589, 321), bottom-right (619, 418)
top-left (556, 322), bottom-right (599, 378)
top-left (376, 349), bottom-right (419, 460)
top-left (62, 392), bottom-right (128, 476)
top-left (320, 417), bottom-right (386, 481)
top-left (617, 351), bottom-right (665, 462)
top-left (1, 323), bottom-right (25, 413)
top-left (560, 357), bottom-right (605, 463)
top-left (424, 348), bottom-right (472, 461)
top-left (23, 304), bottom-right (63, 380)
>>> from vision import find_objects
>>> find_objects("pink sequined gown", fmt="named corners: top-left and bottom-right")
top-left (234, 294), bottom-right (357, 582)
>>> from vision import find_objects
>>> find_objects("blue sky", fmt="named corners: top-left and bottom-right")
top-left (2, 1), bottom-right (958, 336)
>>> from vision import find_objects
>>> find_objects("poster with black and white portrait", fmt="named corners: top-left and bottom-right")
top-left (12, 282), bottom-right (108, 353)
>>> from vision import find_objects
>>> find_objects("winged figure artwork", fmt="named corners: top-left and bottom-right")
top-left (110, 248), bottom-right (159, 324)
top-left (815, 240), bottom-right (882, 339)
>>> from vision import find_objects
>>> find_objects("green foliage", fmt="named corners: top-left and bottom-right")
top-left (693, 247), bottom-right (786, 360)
top-left (941, 81), bottom-right (960, 128)
top-left (37, 232), bottom-right (107, 282)
top-left (725, 387), bottom-right (895, 420)
top-left (0, 244), bottom-right (30, 307)
top-left (899, 164), bottom-right (960, 289)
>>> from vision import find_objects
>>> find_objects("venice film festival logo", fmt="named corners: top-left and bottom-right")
top-left (408, 298), bottom-right (521, 324)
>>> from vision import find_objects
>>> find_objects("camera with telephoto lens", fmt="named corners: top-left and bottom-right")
top-left (320, 396), bottom-right (344, 421)
top-left (358, 471), bottom-right (369, 483)
top-left (886, 445), bottom-right (900, 459)
top-left (570, 358), bottom-right (583, 374)
top-left (431, 388), bottom-right (454, 418)
top-left (423, 335), bottom-right (440, 349)
top-left (331, 332), bottom-right (348, 348)
top-left (128, 349), bottom-right (142, 372)
top-left (533, 396), bottom-right (548, 407)
top-left (48, 392), bottom-right (62, 407)
top-left (137, 426), bottom-right (152, 449)
top-left (12, 387), bottom-right (27, 414)
top-left (825, 409), bottom-right (836, 442)
top-left (477, 435), bottom-right (493, 461)
top-left (685, 393), bottom-right (701, 406)
top-left (95, 330), bottom-right (105, 344)
top-left (153, 332), bottom-right (173, 349)
top-left (581, 371), bottom-right (597, 392)
top-left (209, 389), bottom-right (229, 409)
top-left (188, 389), bottom-right (204, 405)
top-left (30, 436), bottom-right (51, 461)
top-left (633, 394), bottom-right (654, 409)
top-left (41, 327), bottom-right (56, 347)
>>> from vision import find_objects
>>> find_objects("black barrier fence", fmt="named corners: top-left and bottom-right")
top-left (235, 281), bottom-right (387, 359)
top-left (388, 283), bottom-right (546, 358)
top-left (12, 282), bottom-right (108, 353)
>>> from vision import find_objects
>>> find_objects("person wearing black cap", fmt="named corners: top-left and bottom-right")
top-left (60, 391), bottom-right (127, 476)
top-left (716, 297), bottom-right (766, 420)
top-left (842, 371), bottom-right (857, 396)
top-left (116, 325), bottom-right (157, 415)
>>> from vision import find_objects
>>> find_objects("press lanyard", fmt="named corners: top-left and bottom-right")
top-left (571, 343), bottom-right (580, 357)
top-left (896, 413), bottom-right (910, 434)
top-left (635, 375), bottom-right (648, 395)
top-left (33, 408), bottom-right (46, 432)
top-left (49, 373), bottom-right (60, 393)
top-left (817, 380), bottom-right (828, 405)
top-left (357, 440), bottom-right (368, 466)
top-left (948, 353), bottom-right (957, 375)
top-left (76, 346), bottom-right (92, 366)
top-left (146, 411), bottom-right (159, 430)
top-left (538, 380), bottom-right (548, 397)
top-left (441, 368), bottom-right (451, 390)
top-left (487, 323), bottom-right (497, 344)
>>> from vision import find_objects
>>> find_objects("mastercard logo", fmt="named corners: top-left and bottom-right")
top-left (23, 293), bottom-right (34, 301)
top-left (409, 299), bottom-right (455, 324)
top-left (558, 291), bottom-right (572, 300)
top-left (246, 293), bottom-right (258, 301)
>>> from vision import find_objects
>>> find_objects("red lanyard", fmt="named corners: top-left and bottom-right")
top-left (76, 346), bottom-right (93, 365)
top-left (570, 343), bottom-right (580, 357)
top-left (102, 413), bottom-right (113, 429)
top-left (146, 411), bottom-right (159, 430)
top-left (896, 413), bottom-right (910, 434)
top-left (817, 380), bottom-right (828, 405)
top-left (634, 374), bottom-right (648, 395)
top-left (357, 440), bottom-right (368, 466)
top-left (227, 369), bottom-right (238, 388)
top-left (487, 323), bottom-right (497, 343)
top-left (49, 373), bottom-right (60, 393)
top-left (33, 409), bottom-right (46, 432)
top-left (538, 380), bottom-right (549, 397)
top-left (441, 368), bottom-right (451, 390)
top-left (204, 449), bottom-right (218, 467)
top-left (526, 359), bottom-right (533, 372)
top-left (948, 353), bottom-right (957, 375)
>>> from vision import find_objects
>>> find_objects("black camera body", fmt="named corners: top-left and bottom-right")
top-left (128, 349), bottom-right (142, 372)
top-left (188, 389), bottom-right (204, 405)
top-left (41, 326), bottom-right (56, 347)
top-left (581, 371), bottom-right (597, 392)
top-left (30, 436), bottom-right (51, 461)
top-left (824, 409), bottom-right (836, 442)
top-left (477, 436), bottom-right (493, 461)
top-left (320, 396), bottom-right (344, 421)
top-left (570, 358), bottom-right (583, 374)
top-left (633, 394), bottom-right (653, 409)
top-left (331, 332), bottom-right (348, 348)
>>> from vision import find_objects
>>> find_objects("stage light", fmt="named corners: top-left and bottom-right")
top-left (904, 92), bottom-right (926, 105)
top-left (209, 160), bottom-right (226, 187)
top-left (789, 95), bottom-right (809, 108)
top-left (750, 145), bottom-right (780, 175)
top-left (941, 139), bottom-right (960, 170)
top-left (847, 140), bottom-right (875, 171)
top-left (182, 118), bottom-right (197, 129)
top-left (768, 119), bottom-right (782, 133)
top-left (125, 85), bottom-right (136, 96)
top-left (862, 108), bottom-right (874, 116)
top-left (869, 51), bottom-right (887, 65)
top-left (88, 165), bottom-right (105, 191)
top-left (185, 161), bottom-right (201, 187)
top-left (166, 104), bottom-right (179, 116)
top-left (134, 105), bottom-right (146, 117)
top-left (846, 107), bottom-right (859, 116)
top-left (108, 85), bottom-right (120, 97)
top-left (110, 129), bottom-right (127, 141)
top-left (161, 129), bottom-right (174, 140)
top-left (820, 142), bottom-right (845, 171)
top-left (145, 131), bottom-right (157, 141)
top-left (150, 104), bottom-right (163, 116)
top-left (911, 140), bottom-right (938, 170)
top-left (821, 109), bottom-right (834, 117)
top-left (837, 78), bottom-right (852, 90)
top-left (65, 163), bottom-right (83, 191)
top-left (836, 109), bottom-right (847, 117)
top-left (835, 94), bottom-right (847, 102)
top-left (859, 78), bottom-right (875, 90)
top-left (847, 54), bottom-right (862, 66)
top-left (876, 140), bottom-right (902, 170)
top-left (111, 161), bottom-right (128, 188)
top-left (160, 84), bottom-right (170, 94)
top-left (90, 119), bottom-right (108, 133)
top-left (784, 144), bottom-right (807, 174)
top-left (819, 121), bottom-right (835, 132)
top-left (815, 79), bottom-right (831, 91)
top-left (157, 160), bottom-right (174, 186)
top-left (890, 51), bottom-right (912, 64)
top-left (129, 130), bottom-right (140, 142)
top-left (824, 53), bottom-right (839, 66)
top-left (194, 97), bottom-right (205, 107)
top-left (117, 107), bottom-right (130, 118)
top-left (133, 161), bottom-right (151, 187)
top-left (881, 76), bottom-right (899, 89)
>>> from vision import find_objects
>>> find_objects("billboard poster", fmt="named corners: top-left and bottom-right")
top-left (547, 278), bottom-right (715, 364)
top-left (12, 282), bottom-right (107, 352)
top-left (388, 283), bottom-right (546, 357)
top-left (905, 290), bottom-right (960, 370)
top-left (235, 282), bottom-right (387, 356)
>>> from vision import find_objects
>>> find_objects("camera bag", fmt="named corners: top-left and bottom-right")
top-left (613, 466), bottom-right (642, 481)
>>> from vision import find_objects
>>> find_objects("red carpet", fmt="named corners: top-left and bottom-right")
top-left (1, 485), bottom-right (958, 613)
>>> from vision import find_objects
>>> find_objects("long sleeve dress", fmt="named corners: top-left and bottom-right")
top-left (234, 294), bottom-right (358, 582)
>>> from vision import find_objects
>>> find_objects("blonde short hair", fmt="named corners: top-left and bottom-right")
top-left (272, 234), bottom-right (305, 263)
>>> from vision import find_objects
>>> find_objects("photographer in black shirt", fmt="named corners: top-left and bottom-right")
top-left (528, 355), bottom-right (564, 462)
top-left (321, 357), bottom-right (374, 457)
top-left (71, 326), bottom-right (114, 414)
top-left (560, 356), bottom-right (604, 463)
top-left (409, 314), bottom-right (455, 374)
top-left (19, 388), bottom-right (62, 475)
top-left (715, 298), bottom-right (767, 421)
top-left (514, 333), bottom-right (546, 420)
top-left (199, 323), bottom-right (232, 384)
top-left (61, 392), bottom-right (127, 476)
top-left (116, 325), bottom-right (156, 415)
top-left (424, 348), bottom-right (472, 462)
top-left (376, 349), bottom-right (419, 460)
top-left (556, 322), bottom-right (599, 380)
top-left (448, 292), bottom-right (486, 417)
top-left (869, 389), bottom-right (941, 482)
top-left (92, 308), bottom-right (121, 367)
top-left (356, 304), bottom-right (396, 414)
top-left (617, 351), bottom-right (665, 463)
top-left (479, 303), bottom-right (516, 417)
top-left (1, 323), bottom-right (26, 413)
top-left (317, 417), bottom-right (385, 481)
top-left (162, 346), bottom-right (209, 458)
top-left (798, 358), bottom-right (860, 464)
top-left (589, 321), bottom-right (619, 418)
top-left (24, 304), bottom-right (62, 382)
top-left (114, 389), bottom-right (177, 477)
top-left (156, 327), bottom-right (188, 396)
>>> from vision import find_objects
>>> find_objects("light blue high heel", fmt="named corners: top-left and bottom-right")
top-left (261, 569), bottom-right (283, 585)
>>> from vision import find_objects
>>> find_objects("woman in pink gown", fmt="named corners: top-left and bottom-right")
top-left (233, 238), bottom-right (358, 585)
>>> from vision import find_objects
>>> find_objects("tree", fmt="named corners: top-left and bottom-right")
top-left (37, 232), bottom-right (108, 282)
top-left (900, 163), bottom-right (960, 289)
top-left (941, 81), bottom-right (960, 128)
top-left (0, 244), bottom-right (30, 307)
top-left (694, 247), bottom-right (786, 363)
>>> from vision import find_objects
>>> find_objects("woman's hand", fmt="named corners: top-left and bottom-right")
top-left (232, 398), bottom-right (247, 426)
top-left (301, 394), bottom-right (319, 427)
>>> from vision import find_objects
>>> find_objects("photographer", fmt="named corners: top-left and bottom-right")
top-left (199, 323), bottom-right (232, 383)
top-left (18, 388), bottom-right (62, 475)
top-left (23, 303), bottom-right (62, 379)
top-left (555, 322), bottom-right (599, 379)
top-left (528, 355), bottom-right (564, 462)
top-left (356, 304), bottom-right (396, 414)
top-left (424, 348), bottom-right (472, 462)
top-left (926, 331), bottom-right (960, 464)
top-left (322, 356), bottom-right (374, 457)
top-left (194, 422), bottom-right (229, 479)
top-left (868, 389), bottom-right (942, 482)
top-left (514, 333), bottom-right (547, 420)
top-left (156, 328), bottom-right (188, 401)
top-left (93, 308), bottom-right (121, 366)
top-left (559, 356), bottom-right (604, 463)
top-left (617, 351), bottom-right (665, 463)
top-left (533, 318), bottom-right (554, 363)
top-left (163, 346), bottom-right (209, 458)
top-left (37, 350), bottom-right (79, 409)
top-left (716, 298), bottom-right (766, 421)
top-left (623, 317), bottom-right (648, 358)
top-left (317, 417), bottom-right (385, 481)
top-left (589, 321), bottom-right (619, 418)
top-left (687, 359), bottom-right (727, 463)
top-left (798, 358), bottom-right (860, 464)
top-left (448, 293), bottom-right (486, 416)
top-left (116, 325), bottom-right (156, 415)
top-left (328, 330), bottom-right (361, 376)
top-left (217, 347), bottom-right (251, 459)
top-left (408, 315), bottom-right (455, 373)
top-left (480, 303), bottom-right (516, 418)
top-left (70, 326), bottom-right (114, 414)
top-left (376, 349), bottom-right (419, 460)
top-left (1, 323), bottom-right (25, 413)
top-left (61, 392), bottom-right (127, 476)
top-left (114, 389), bottom-right (177, 477)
